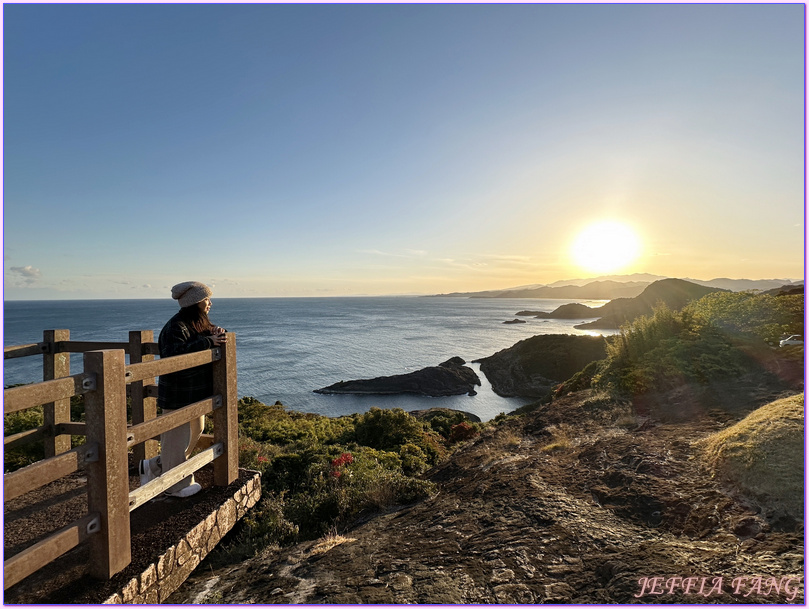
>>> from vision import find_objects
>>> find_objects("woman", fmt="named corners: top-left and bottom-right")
top-left (139, 281), bottom-right (227, 498)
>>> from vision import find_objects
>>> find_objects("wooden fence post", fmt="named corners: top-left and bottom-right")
top-left (43, 330), bottom-right (71, 457)
top-left (129, 330), bottom-right (158, 462)
top-left (212, 333), bottom-right (238, 486)
top-left (83, 350), bottom-right (131, 579)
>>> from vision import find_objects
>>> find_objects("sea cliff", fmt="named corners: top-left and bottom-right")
top-left (475, 334), bottom-right (607, 398)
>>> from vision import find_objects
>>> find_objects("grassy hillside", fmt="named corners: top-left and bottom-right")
top-left (696, 393), bottom-right (804, 521)
top-left (559, 291), bottom-right (803, 406)
top-left (591, 305), bottom-right (754, 395)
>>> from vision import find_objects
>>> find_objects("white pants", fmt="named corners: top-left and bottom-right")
top-left (160, 411), bottom-right (205, 493)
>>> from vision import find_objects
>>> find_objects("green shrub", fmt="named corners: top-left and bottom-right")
top-left (420, 410), bottom-right (469, 438)
top-left (228, 399), bottom-right (440, 558)
top-left (4, 393), bottom-right (89, 472)
top-left (347, 407), bottom-right (446, 464)
top-left (554, 360), bottom-right (602, 397)
top-left (4, 405), bottom-right (45, 472)
top-left (687, 291), bottom-right (803, 342)
top-left (237, 396), bottom-right (354, 446)
top-left (283, 445), bottom-right (435, 538)
top-left (218, 490), bottom-right (299, 562)
top-left (350, 407), bottom-right (425, 450)
top-left (399, 442), bottom-right (429, 475)
top-left (593, 305), bottom-right (753, 396)
top-left (552, 291), bottom-right (803, 401)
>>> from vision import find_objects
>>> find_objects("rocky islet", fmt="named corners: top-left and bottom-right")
top-left (314, 356), bottom-right (481, 397)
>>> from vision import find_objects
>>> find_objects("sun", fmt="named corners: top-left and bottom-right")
top-left (570, 220), bottom-right (642, 274)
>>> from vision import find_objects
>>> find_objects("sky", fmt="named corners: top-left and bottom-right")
top-left (3, 3), bottom-right (805, 300)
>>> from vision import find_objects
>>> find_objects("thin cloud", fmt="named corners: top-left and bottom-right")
top-left (436, 258), bottom-right (489, 271)
top-left (9, 265), bottom-right (41, 283)
top-left (482, 254), bottom-right (532, 262)
top-left (357, 249), bottom-right (412, 258)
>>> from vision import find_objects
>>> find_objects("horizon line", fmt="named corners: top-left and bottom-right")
top-left (4, 275), bottom-right (804, 303)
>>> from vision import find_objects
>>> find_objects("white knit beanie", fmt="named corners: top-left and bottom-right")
top-left (171, 281), bottom-right (212, 308)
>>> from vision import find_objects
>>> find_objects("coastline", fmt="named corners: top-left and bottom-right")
top-left (4, 297), bottom-right (613, 422)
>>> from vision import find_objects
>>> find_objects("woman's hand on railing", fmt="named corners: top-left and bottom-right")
top-left (210, 328), bottom-right (227, 346)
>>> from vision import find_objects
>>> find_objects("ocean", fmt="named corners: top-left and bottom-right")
top-left (3, 297), bottom-right (617, 422)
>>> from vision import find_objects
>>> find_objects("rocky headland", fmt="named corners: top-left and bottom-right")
top-left (475, 334), bottom-right (608, 398)
top-left (517, 302), bottom-right (604, 319)
top-left (510, 279), bottom-right (728, 328)
top-left (314, 357), bottom-right (481, 397)
top-left (572, 278), bottom-right (726, 329)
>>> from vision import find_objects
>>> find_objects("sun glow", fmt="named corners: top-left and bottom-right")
top-left (570, 220), bottom-right (642, 274)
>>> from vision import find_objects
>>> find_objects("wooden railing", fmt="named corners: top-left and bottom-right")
top-left (3, 329), bottom-right (239, 590)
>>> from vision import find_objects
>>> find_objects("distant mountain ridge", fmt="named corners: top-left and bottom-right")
top-left (684, 277), bottom-right (803, 292)
top-left (432, 281), bottom-right (651, 300)
top-left (431, 275), bottom-right (802, 300)
top-left (545, 273), bottom-right (668, 287)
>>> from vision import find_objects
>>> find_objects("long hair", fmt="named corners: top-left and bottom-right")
top-left (177, 301), bottom-right (213, 334)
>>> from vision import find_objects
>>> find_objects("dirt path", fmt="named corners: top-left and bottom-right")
top-left (171, 391), bottom-right (804, 604)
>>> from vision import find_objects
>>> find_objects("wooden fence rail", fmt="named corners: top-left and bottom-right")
top-left (3, 372), bottom-right (97, 414)
top-left (3, 343), bottom-right (48, 359)
top-left (5, 442), bottom-right (99, 502)
top-left (3, 329), bottom-right (239, 590)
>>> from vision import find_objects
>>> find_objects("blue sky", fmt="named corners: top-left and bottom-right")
top-left (3, 3), bottom-right (805, 299)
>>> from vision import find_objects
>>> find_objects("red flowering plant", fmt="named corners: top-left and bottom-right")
top-left (237, 435), bottom-right (276, 472)
top-left (330, 452), bottom-right (354, 480)
top-left (448, 421), bottom-right (478, 445)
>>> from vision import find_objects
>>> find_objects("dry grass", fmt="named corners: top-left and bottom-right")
top-left (581, 390), bottom-right (615, 409)
top-left (310, 530), bottom-right (357, 556)
top-left (695, 393), bottom-right (804, 519)
top-left (469, 426), bottom-right (525, 468)
top-left (364, 480), bottom-right (398, 510)
top-left (540, 424), bottom-right (574, 453)
top-left (499, 429), bottom-right (523, 450)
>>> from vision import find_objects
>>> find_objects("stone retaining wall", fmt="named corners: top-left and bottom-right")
top-left (103, 471), bottom-right (262, 604)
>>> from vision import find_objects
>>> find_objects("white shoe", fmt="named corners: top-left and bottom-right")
top-left (167, 482), bottom-right (201, 498)
top-left (139, 457), bottom-right (161, 487)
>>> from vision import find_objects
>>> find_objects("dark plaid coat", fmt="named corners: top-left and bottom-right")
top-left (157, 312), bottom-right (215, 410)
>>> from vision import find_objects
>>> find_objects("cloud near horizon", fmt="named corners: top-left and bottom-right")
top-left (9, 265), bottom-right (41, 283)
